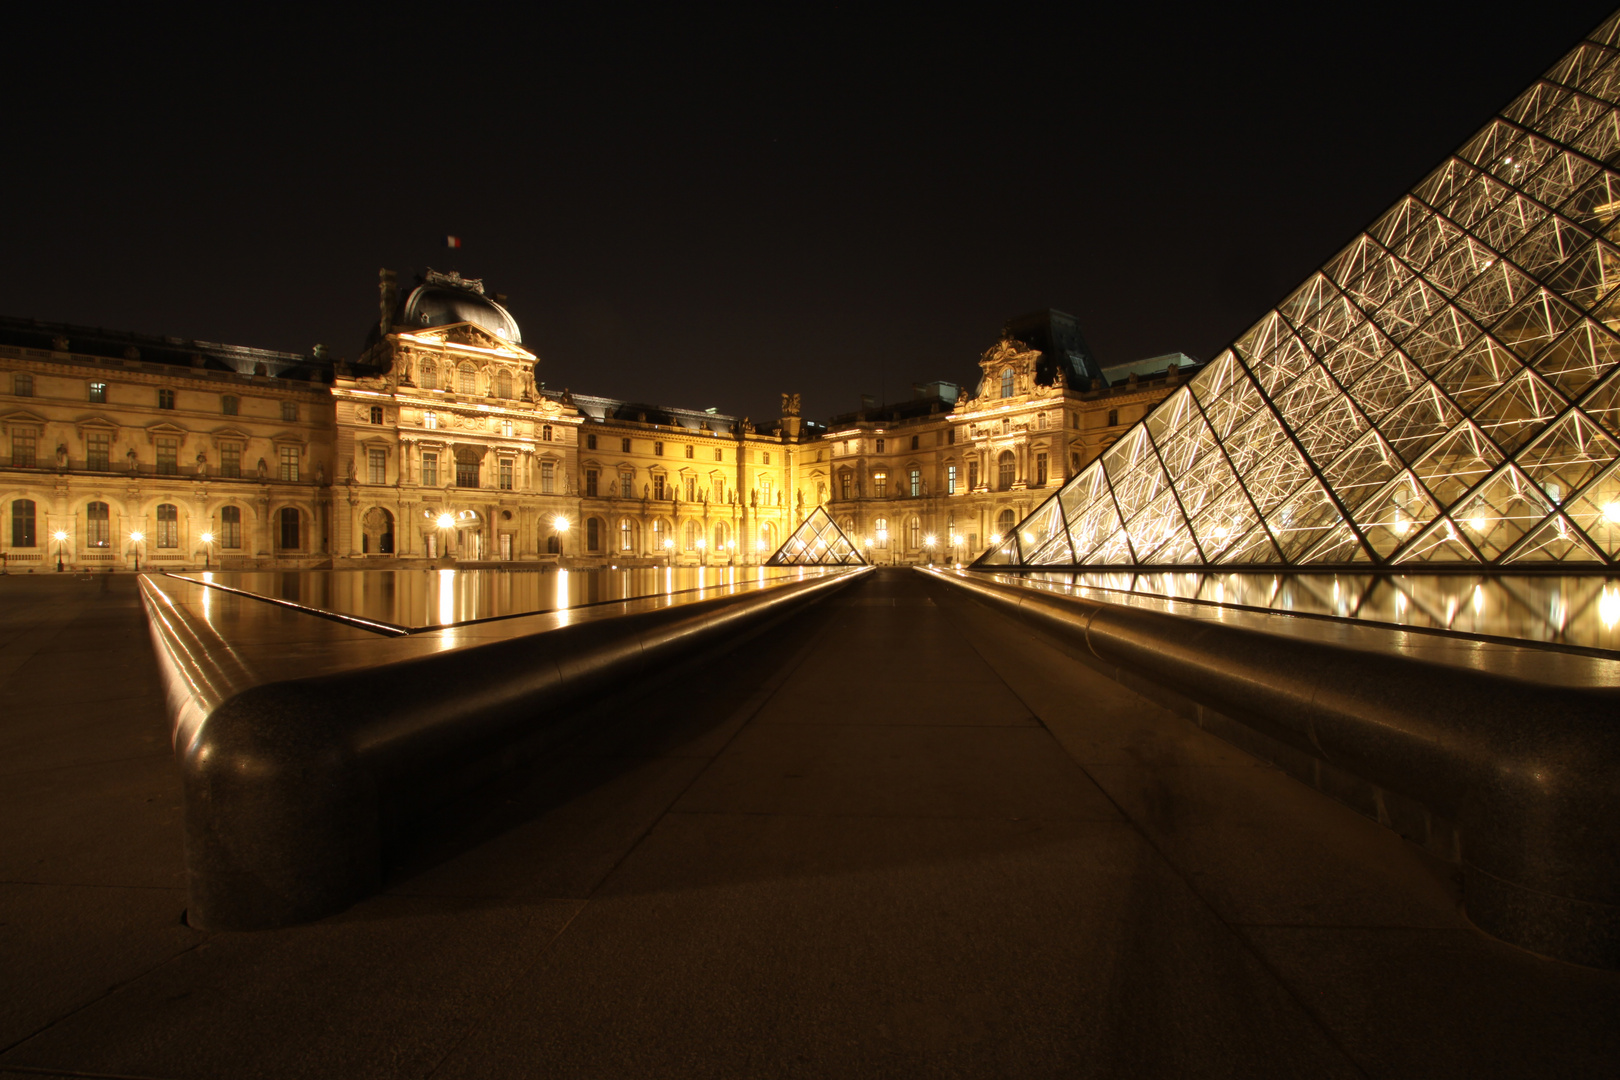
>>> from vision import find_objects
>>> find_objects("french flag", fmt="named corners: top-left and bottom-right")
top-left (445, 235), bottom-right (462, 249)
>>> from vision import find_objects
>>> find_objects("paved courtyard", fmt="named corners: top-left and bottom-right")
top-left (1, 570), bottom-right (1615, 1078)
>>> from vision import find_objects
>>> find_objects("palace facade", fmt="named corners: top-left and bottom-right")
top-left (0, 271), bottom-right (1193, 571)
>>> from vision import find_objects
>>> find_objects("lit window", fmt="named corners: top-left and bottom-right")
top-left (220, 505), bottom-right (241, 548)
top-left (87, 432), bottom-right (110, 471)
top-left (158, 388), bottom-right (175, 409)
top-left (500, 458), bottom-right (514, 490)
top-left (156, 504), bottom-right (179, 548)
top-left (281, 400), bottom-right (297, 422)
top-left (368, 448), bottom-right (386, 485)
top-left (86, 502), bottom-right (110, 547)
top-left (684, 520), bottom-right (699, 550)
top-left (874, 517), bottom-right (889, 548)
top-left (619, 518), bottom-right (634, 551)
top-left (840, 473), bottom-right (852, 500)
top-left (279, 445), bottom-right (299, 482)
top-left (762, 478), bottom-right (773, 505)
top-left (908, 518), bottom-right (920, 549)
top-left (422, 452), bottom-right (439, 487)
top-left (542, 424), bottom-right (553, 441)
top-left (1000, 368), bottom-right (1014, 398)
top-left (221, 444), bottom-right (241, 478)
top-left (11, 499), bottom-right (36, 547)
top-left (909, 468), bottom-right (921, 497)
top-left (654, 519), bottom-right (668, 548)
top-left (873, 472), bottom-right (887, 498)
top-left (947, 465), bottom-right (957, 495)
top-left (423, 411), bottom-right (437, 429)
top-left (501, 419), bottom-right (513, 437)
top-left (1038, 413), bottom-right (1047, 430)
top-left (156, 438), bottom-right (179, 476)
top-left (89, 382), bottom-right (107, 403)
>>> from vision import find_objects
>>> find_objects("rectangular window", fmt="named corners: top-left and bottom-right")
top-left (685, 445), bottom-right (694, 459)
top-left (279, 507), bottom-right (300, 549)
top-left (422, 452), bottom-right (439, 487)
top-left (156, 438), bottom-right (179, 475)
top-left (715, 448), bottom-right (723, 462)
top-left (910, 435), bottom-right (918, 450)
top-left (12, 428), bottom-right (38, 468)
top-left (86, 502), bottom-right (110, 547)
top-left (223, 395), bottom-right (238, 415)
top-left (621, 437), bottom-right (631, 453)
top-left (423, 411), bottom-right (437, 429)
top-left (969, 461), bottom-right (979, 490)
top-left (89, 381), bottom-right (107, 403)
top-left (620, 468), bottom-right (634, 496)
top-left (279, 445), bottom-right (299, 482)
top-left (654, 474), bottom-right (666, 500)
top-left (585, 469), bottom-right (598, 497)
top-left (156, 504), bottom-right (179, 548)
top-left (220, 506), bottom-right (241, 548)
top-left (685, 477), bottom-right (696, 501)
top-left (949, 428), bottom-right (957, 445)
top-left (947, 465), bottom-right (957, 495)
top-left (281, 400), bottom-right (298, 422)
top-left (499, 458), bottom-right (514, 490)
top-left (714, 479), bottom-right (725, 503)
top-left (762, 451), bottom-right (770, 465)
top-left (873, 472), bottom-right (887, 498)
top-left (541, 461), bottom-right (554, 494)
top-left (11, 499), bottom-right (36, 547)
top-left (876, 438), bottom-right (885, 452)
top-left (654, 441), bottom-right (664, 456)
top-left (370, 406), bottom-right (384, 425)
top-left (501, 419), bottom-right (513, 437)
top-left (455, 452), bottom-right (479, 488)
top-left (367, 448), bottom-right (386, 485)
top-left (221, 443), bottom-right (241, 478)
top-left (587, 433), bottom-right (597, 450)
top-left (87, 432), bottom-right (111, 471)
top-left (1035, 453), bottom-right (1048, 486)
top-left (14, 373), bottom-right (34, 397)
top-left (909, 468), bottom-right (921, 497)
top-left (840, 474), bottom-right (851, 500)
top-left (158, 388), bottom-right (174, 409)
top-left (762, 479), bottom-right (773, 505)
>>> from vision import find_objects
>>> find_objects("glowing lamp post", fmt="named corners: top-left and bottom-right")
top-left (726, 538), bottom-right (737, 565)
top-left (924, 533), bottom-right (937, 565)
top-left (128, 530), bottom-right (145, 573)
top-left (199, 531), bottom-right (214, 570)
top-left (696, 535), bottom-right (707, 567)
top-left (53, 530), bottom-right (68, 572)
top-left (664, 537), bottom-right (675, 567)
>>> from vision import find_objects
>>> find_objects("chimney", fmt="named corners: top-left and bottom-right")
top-left (378, 269), bottom-right (398, 336)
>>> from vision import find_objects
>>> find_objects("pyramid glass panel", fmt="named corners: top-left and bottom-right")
top-left (975, 12), bottom-right (1620, 571)
top-left (765, 507), bottom-right (867, 566)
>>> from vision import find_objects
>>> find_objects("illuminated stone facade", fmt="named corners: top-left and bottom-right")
top-left (0, 278), bottom-right (1187, 571)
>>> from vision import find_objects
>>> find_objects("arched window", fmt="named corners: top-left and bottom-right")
top-left (684, 520), bottom-right (700, 550)
top-left (619, 518), bottom-right (635, 551)
top-left (495, 370), bottom-right (512, 399)
top-left (544, 520), bottom-right (561, 554)
top-left (996, 509), bottom-right (1016, 537)
top-left (907, 517), bottom-right (921, 549)
top-left (760, 522), bottom-right (777, 551)
top-left (873, 517), bottom-right (889, 548)
top-left (459, 365), bottom-right (476, 395)
top-left (11, 499), bottom-right (36, 548)
top-left (86, 502), bottom-right (110, 547)
top-left (586, 517), bottom-right (601, 551)
top-left (1000, 368), bottom-right (1014, 398)
top-left (714, 521), bottom-right (729, 551)
top-left (278, 507), bottom-right (301, 550)
top-left (155, 504), bottom-right (179, 548)
top-left (420, 362), bottom-right (437, 390)
top-left (363, 507), bottom-right (395, 554)
top-left (997, 450), bottom-right (1016, 491)
top-left (220, 505), bottom-right (242, 549)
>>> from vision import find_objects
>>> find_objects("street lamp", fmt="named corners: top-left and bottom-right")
top-left (53, 530), bottom-right (67, 572)
top-left (664, 537), bottom-right (675, 567)
top-left (696, 535), bottom-right (707, 567)
top-left (726, 538), bottom-right (736, 565)
top-left (200, 531), bottom-right (214, 570)
top-left (924, 533), bottom-right (937, 565)
top-left (128, 530), bottom-right (145, 572)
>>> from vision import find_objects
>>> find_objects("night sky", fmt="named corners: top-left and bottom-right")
top-left (6, 3), bottom-right (1617, 422)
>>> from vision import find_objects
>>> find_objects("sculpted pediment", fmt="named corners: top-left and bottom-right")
top-left (403, 322), bottom-right (533, 358)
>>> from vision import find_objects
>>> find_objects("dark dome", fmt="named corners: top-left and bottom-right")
top-left (401, 271), bottom-right (521, 343)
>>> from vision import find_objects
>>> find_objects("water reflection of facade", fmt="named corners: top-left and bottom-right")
top-left (0, 271), bottom-right (1190, 570)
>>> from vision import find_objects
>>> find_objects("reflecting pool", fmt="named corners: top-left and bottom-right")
top-left (171, 565), bottom-right (814, 631)
top-left (1011, 571), bottom-right (1620, 654)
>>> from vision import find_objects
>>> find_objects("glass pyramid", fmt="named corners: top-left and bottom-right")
top-left (766, 507), bottom-right (868, 566)
top-left (981, 9), bottom-right (1620, 570)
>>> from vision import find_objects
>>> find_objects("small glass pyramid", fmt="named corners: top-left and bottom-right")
top-left (765, 507), bottom-right (868, 566)
top-left (982, 9), bottom-right (1620, 570)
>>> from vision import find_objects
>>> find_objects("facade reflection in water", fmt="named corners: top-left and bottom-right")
top-left (176, 566), bottom-right (806, 631)
top-left (1013, 571), bottom-right (1620, 653)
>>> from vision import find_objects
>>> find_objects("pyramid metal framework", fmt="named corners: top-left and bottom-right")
top-left (766, 507), bottom-right (868, 566)
top-left (981, 9), bottom-right (1620, 571)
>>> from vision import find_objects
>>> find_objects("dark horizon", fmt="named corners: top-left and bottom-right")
top-left (6, 3), bottom-right (1616, 421)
